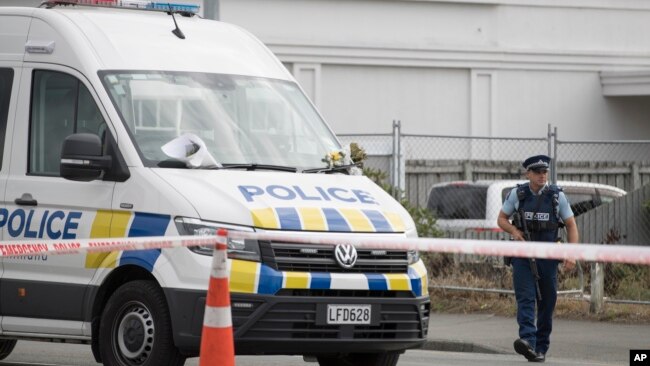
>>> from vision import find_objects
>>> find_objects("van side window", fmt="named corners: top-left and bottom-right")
top-left (30, 70), bottom-right (106, 176)
top-left (427, 185), bottom-right (488, 219)
top-left (597, 188), bottom-right (623, 204)
top-left (563, 187), bottom-right (597, 217)
top-left (0, 68), bottom-right (13, 168)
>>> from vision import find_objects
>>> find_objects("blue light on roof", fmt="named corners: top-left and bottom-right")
top-left (150, 2), bottom-right (200, 13)
top-left (47, 1), bottom-right (200, 15)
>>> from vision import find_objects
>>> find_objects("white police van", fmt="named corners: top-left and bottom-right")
top-left (0, 2), bottom-right (429, 366)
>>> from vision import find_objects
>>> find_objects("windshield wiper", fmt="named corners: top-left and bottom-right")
top-left (302, 163), bottom-right (358, 174)
top-left (220, 163), bottom-right (297, 172)
top-left (156, 161), bottom-right (297, 172)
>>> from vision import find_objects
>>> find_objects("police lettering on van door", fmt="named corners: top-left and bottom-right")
top-left (0, 208), bottom-right (82, 239)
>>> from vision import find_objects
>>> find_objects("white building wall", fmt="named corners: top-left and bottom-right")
top-left (4, 0), bottom-right (649, 139)
top-left (219, 0), bottom-right (650, 139)
top-left (320, 65), bottom-right (470, 135)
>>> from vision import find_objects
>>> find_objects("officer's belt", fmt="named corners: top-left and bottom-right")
top-left (517, 221), bottom-right (559, 232)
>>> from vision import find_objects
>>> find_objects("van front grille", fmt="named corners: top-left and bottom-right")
top-left (266, 242), bottom-right (408, 273)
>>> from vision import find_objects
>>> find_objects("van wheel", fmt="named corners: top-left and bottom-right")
top-left (317, 352), bottom-right (400, 366)
top-left (99, 280), bottom-right (185, 366)
top-left (0, 339), bottom-right (17, 360)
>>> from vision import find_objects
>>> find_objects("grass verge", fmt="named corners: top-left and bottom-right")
top-left (429, 288), bottom-right (650, 323)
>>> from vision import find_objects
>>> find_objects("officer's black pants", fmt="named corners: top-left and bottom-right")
top-left (512, 258), bottom-right (559, 355)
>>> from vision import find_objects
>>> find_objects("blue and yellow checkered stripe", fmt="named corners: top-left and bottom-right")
top-left (230, 259), bottom-right (429, 297)
top-left (85, 210), bottom-right (171, 270)
top-left (83, 210), bottom-right (426, 296)
top-left (251, 207), bottom-right (405, 232)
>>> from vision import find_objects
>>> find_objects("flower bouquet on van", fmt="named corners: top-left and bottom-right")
top-left (322, 144), bottom-right (364, 175)
top-left (323, 150), bottom-right (345, 168)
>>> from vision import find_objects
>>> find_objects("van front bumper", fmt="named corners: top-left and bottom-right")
top-left (165, 289), bottom-right (430, 356)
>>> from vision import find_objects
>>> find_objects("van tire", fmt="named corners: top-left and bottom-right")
top-left (317, 352), bottom-right (400, 366)
top-left (99, 280), bottom-right (185, 366)
top-left (0, 339), bottom-right (17, 360)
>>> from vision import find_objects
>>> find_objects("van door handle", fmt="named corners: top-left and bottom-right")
top-left (15, 193), bottom-right (37, 206)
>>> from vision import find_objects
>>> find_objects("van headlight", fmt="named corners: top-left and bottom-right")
top-left (174, 217), bottom-right (260, 261)
top-left (407, 250), bottom-right (420, 264)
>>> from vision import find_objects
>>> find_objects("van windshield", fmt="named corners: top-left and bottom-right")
top-left (100, 71), bottom-right (340, 168)
top-left (427, 185), bottom-right (488, 219)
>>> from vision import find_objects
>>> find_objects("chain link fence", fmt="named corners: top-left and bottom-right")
top-left (338, 133), bottom-right (393, 183)
top-left (339, 123), bottom-right (650, 309)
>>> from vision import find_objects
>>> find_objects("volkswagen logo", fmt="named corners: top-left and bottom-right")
top-left (334, 244), bottom-right (358, 269)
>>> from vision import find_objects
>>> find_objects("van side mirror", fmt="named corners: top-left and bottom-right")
top-left (60, 133), bottom-right (112, 181)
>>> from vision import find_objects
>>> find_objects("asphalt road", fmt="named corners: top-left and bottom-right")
top-left (0, 341), bottom-right (622, 366)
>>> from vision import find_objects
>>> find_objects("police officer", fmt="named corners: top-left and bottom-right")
top-left (497, 155), bottom-right (579, 363)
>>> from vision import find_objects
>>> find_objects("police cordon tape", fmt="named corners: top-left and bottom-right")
top-left (228, 231), bottom-right (650, 266)
top-left (0, 236), bottom-right (212, 257)
top-left (1, 230), bottom-right (650, 365)
top-left (1, 230), bottom-right (650, 265)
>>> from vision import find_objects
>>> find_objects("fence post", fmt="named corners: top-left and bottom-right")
top-left (392, 120), bottom-right (398, 191)
top-left (590, 262), bottom-right (605, 314)
top-left (548, 124), bottom-right (558, 185)
top-left (547, 124), bottom-right (553, 184)
top-left (392, 120), bottom-right (404, 195)
top-left (553, 126), bottom-right (558, 185)
top-left (463, 161), bottom-right (473, 181)
top-left (547, 124), bottom-right (552, 161)
top-left (632, 162), bottom-right (641, 191)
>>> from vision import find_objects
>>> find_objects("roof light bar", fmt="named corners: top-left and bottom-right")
top-left (43, 0), bottom-right (200, 15)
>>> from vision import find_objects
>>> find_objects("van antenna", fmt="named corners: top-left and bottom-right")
top-left (168, 3), bottom-right (186, 39)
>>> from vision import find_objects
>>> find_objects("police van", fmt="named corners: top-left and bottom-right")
top-left (0, 2), bottom-right (429, 366)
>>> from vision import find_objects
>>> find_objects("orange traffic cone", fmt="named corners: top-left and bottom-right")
top-left (199, 229), bottom-right (235, 366)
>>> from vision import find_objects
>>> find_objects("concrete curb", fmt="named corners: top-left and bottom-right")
top-left (423, 339), bottom-right (509, 355)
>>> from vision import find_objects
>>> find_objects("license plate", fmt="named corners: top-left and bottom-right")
top-left (326, 304), bottom-right (372, 325)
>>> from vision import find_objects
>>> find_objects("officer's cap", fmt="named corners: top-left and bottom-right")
top-left (523, 155), bottom-right (550, 171)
